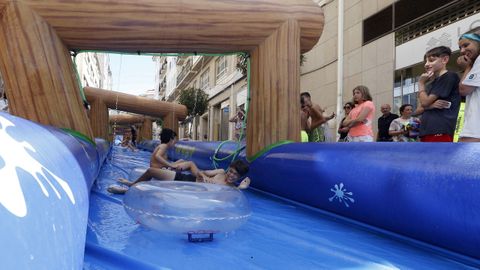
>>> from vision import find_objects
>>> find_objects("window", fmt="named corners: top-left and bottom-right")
top-left (200, 68), bottom-right (210, 90)
top-left (395, 0), bottom-right (480, 45)
top-left (394, 0), bottom-right (454, 29)
top-left (364, 0), bottom-right (477, 45)
top-left (363, 6), bottom-right (393, 45)
top-left (216, 56), bottom-right (227, 80)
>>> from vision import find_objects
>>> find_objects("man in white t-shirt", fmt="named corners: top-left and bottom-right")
top-left (457, 30), bottom-right (480, 142)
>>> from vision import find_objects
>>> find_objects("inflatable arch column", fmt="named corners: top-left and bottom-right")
top-left (0, 0), bottom-right (323, 156)
top-left (109, 114), bottom-right (155, 142)
top-left (0, 1), bottom-right (93, 139)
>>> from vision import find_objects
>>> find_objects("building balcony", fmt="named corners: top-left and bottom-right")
top-left (177, 60), bottom-right (192, 83)
top-left (166, 87), bottom-right (181, 102)
top-left (192, 55), bottom-right (213, 72)
top-left (169, 55), bottom-right (214, 102)
top-left (159, 69), bottom-right (167, 81)
top-left (176, 56), bottom-right (187, 66)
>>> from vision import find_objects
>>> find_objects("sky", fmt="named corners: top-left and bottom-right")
top-left (109, 54), bottom-right (156, 96)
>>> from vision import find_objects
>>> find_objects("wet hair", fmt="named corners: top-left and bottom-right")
top-left (160, 128), bottom-right (177, 144)
top-left (230, 160), bottom-right (249, 176)
top-left (460, 27), bottom-right (480, 62)
top-left (399, 104), bottom-right (413, 114)
top-left (424, 46), bottom-right (451, 60)
top-left (300, 92), bottom-right (311, 98)
top-left (343, 102), bottom-right (354, 109)
top-left (460, 26), bottom-right (480, 40)
top-left (300, 92), bottom-right (311, 107)
top-left (352, 85), bottom-right (372, 102)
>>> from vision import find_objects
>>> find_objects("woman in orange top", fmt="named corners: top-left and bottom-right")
top-left (342, 85), bottom-right (375, 142)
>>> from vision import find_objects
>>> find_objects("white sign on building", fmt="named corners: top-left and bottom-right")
top-left (395, 13), bottom-right (480, 70)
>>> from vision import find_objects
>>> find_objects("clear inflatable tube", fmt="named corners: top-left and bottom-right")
top-left (123, 181), bottom-right (251, 234)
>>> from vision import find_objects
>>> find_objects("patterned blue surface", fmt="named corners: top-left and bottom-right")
top-left (0, 113), bottom-right (97, 269)
top-left (85, 146), bottom-right (478, 269)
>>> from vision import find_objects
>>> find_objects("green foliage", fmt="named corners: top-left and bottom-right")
top-left (155, 118), bottom-right (163, 127)
top-left (178, 87), bottom-right (209, 117)
top-left (236, 54), bottom-right (249, 76)
top-left (300, 54), bottom-right (307, 66)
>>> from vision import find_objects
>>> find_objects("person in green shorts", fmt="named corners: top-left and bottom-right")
top-left (300, 92), bottom-right (335, 142)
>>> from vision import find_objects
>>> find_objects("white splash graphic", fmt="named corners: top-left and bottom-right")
top-left (329, 182), bottom-right (354, 208)
top-left (0, 115), bottom-right (75, 217)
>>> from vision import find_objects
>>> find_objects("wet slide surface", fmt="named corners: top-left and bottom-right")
top-left (84, 147), bottom-right (475, 269)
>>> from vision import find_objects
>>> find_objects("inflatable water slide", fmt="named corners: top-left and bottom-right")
top-left (0, 0), bottom-right (479, 269)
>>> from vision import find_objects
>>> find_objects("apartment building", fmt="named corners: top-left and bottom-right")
top-left (154, 54), bottom-right (246, 141)
top-left (302, 0), bottom-right (480, 140)
top-left (0, 52), bottom-right (112, 113)
top-left (76, 52), bottom-right (112, 90)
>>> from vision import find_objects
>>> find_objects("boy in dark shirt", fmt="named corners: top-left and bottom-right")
top-left (418, 46), bottom-right (460, 142)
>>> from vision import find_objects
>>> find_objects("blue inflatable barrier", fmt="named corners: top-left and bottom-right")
top-left (138, 139), bottom-right (241, 169)
top-left (168, 140), bottom-right (480, 261)
top-left (169, 140), bottom-right (243, 170)
top-left (136, 140), bottom-right (160, 152)
top-left (0, 112), bottom-right (107, 269)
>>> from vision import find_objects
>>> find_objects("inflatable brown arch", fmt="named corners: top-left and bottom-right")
top-left (85, 87), bottom-right (186, 140)
top-left (108, 114), bottom-right (152, 142)
top-left (0, 0), bottom-right (324, 156)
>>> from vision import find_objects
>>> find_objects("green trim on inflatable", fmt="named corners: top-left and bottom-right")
top-left (73, 50), bottom-right (249, 58)
top-left (61, 128), bottom-right (96, 146)
top-left (247, 140), bottom-right (294, 163)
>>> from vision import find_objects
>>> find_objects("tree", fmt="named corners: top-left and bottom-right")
top-left (178, 87), bottom-right (209, 118)
top-left (236, 54), bottom-right (249, 76)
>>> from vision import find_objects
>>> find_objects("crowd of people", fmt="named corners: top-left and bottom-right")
top-left (301, 27), bottom-right (480, 143)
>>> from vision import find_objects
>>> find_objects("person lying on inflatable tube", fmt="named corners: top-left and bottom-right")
top-left (108, 160), bottom-right (251, 194)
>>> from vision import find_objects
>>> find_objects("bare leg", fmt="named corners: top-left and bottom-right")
top-left (146, 168), bottom-right (176, 181)
top-left (459, 137), bottom-right (480, 142)
top-left (107, 185), bottom-right (129, 194)
top-left (118, 169), bottom-right (153, 187)
top-left (174, 161), bottom-right (201, 177)
top-left (118, 168), bottom-right (175, 186)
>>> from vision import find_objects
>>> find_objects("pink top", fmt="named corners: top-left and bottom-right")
top-left (348, 100), bottom-right (375, 137)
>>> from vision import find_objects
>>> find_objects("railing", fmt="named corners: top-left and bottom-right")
top-left (176, 59), bottom-right (193, 86)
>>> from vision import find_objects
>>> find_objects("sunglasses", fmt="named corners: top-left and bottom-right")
top-left (344, 106), bottom-right (351, 109)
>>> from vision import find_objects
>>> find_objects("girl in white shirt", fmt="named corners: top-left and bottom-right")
top-left (457, 27), bottom-right (480, 142)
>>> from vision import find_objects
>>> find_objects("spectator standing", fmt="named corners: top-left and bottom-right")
top-left (388, 104), bottom-right (420, 142)
top-left (300, 92), bottom-right (335, 142)
top-left (457, 27), bottom-right (480, 142)
top-left (377, 104), bottom-right (398, 142)
top-left (418, 46), bottom-right (460, 142)
top-left (229, 108), bottom-right (246, 140)
top-left (300, 102), bottom-right (310, 142)
top-left (343, 86), bottom-right (375, 142)
top-left (338, 102), bottom-right (354, 142)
